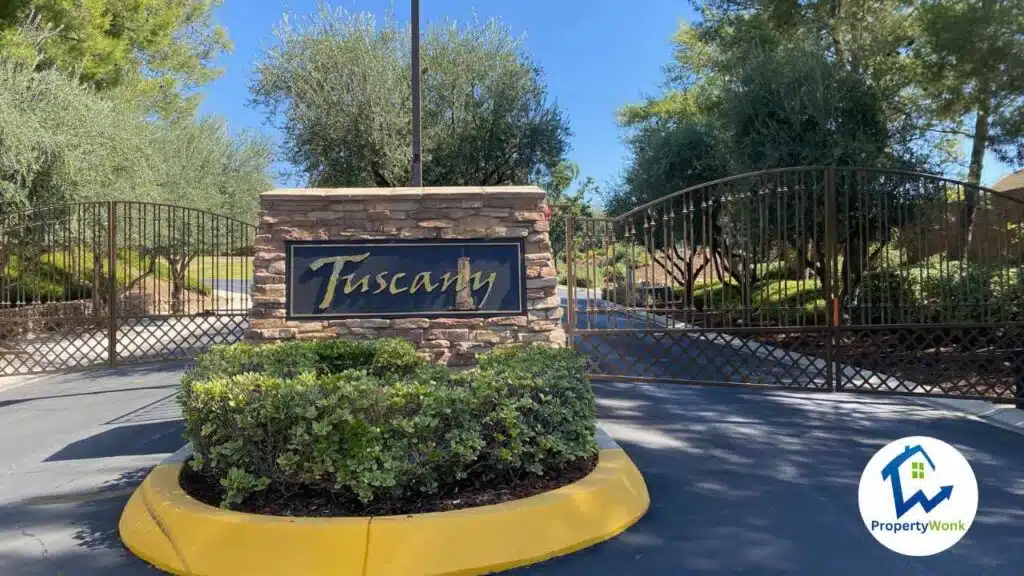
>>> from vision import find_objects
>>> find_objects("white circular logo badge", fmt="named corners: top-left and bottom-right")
top-left (858, 436), bottom-right (977, 556)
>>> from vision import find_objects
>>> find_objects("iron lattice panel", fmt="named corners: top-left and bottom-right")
top-left (575, 329), bottom-right (833, 389)
top-left (116, 314), bottom-right (249, 363)
top-left (1, 201), bottom-right (255, 375)
top-left (0, 317), bottom-right (109, 375)
top-left (566, 166), bottom-right (1024, 403)
top-left (836, 325), bottom-right (1024, 400)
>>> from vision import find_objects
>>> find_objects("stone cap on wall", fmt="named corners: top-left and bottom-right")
top-left (261, 186), bottom-right (546, 201)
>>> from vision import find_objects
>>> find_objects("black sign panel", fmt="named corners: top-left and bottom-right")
top-left (285, 239), bottom-right (527, 319)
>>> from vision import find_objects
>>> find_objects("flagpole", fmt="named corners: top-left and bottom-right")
top-left (410, 0), bottom-right (423, 186)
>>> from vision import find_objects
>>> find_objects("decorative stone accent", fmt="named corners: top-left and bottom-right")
top-left (247, 186), bottom-right (565, 366)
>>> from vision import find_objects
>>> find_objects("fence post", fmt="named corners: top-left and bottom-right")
top-left (107, 202), bottom-right (118, 368)
top-left (824, 166), bottom-right (838, 392)
top-left (565, 215), bottom-right (576, 348)
top-left (1016, 364), bottom-right (1024, 410)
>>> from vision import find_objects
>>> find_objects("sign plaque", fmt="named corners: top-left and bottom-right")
top-left (285, 239), bottom-right (527, 319)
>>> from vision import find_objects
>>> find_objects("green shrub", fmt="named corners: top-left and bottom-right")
top-left (921, 265), bottom-right (992, 323)
top-left (179, 339), bottom-right (597, 509)
top-left (604, 262), bottom-right (628, 284)
top-left (850, 272), bottom-right (921, 324)
top-left (305, 339), bottom-right (378, 374)
top-left (181, 341), bottom-right (320, 386)
top-left (370, 338), bottom-right (426, 376)
top-left (612, 243), bottom-right (648, 267)
top-left (472, 346), bottom-right (596, 475)
top-left (849, 260), bottom-right (1024, 325)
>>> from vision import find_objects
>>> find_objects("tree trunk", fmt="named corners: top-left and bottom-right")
top-left (171, 273), bottom-right (186, 315)
top-left (92, 255), bottom-right (105, 327)
top-left (169, 258), bottom-right (188, 316)
top-left (839, 240), bottom-right (886, 309)
top-left (712, 249), bottom-right (725, 285)
top-left (672, 244), bottom-right (708, 305)
top-left (951, 105), bottom-right (990, 260)
top-left (827, 0), bottom-right (848, 68)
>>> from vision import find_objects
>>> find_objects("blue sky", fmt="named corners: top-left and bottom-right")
top-left (198, 0), bottom-right (1019, 200)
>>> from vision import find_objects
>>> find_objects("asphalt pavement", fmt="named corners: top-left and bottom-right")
top-left (0, 295), bottom-right (1021, 575)
top-left (514, 381), bottom-right (1024, 575)
top-left (0, 363), bottom-right (184, 576)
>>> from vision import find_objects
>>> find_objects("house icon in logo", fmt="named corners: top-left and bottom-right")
top-left (881, 444), bottom-right (954, 519)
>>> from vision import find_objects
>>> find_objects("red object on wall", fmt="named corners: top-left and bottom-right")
top-left (544, 203), bottom-right (553, 221)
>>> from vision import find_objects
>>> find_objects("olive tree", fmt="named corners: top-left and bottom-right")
top-left (249, 3), bottom-right (571, 188)
top-left (0, 42), bottom-right (272, 313)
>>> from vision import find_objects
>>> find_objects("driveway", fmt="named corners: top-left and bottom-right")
top-left (514, 382), bottom-right (1024, 575)
top-left (511, 294), bottom-right (1024, 574)
top-left (0, 297), bottom-right (1022, 575)
top-left (0, 363), bottom-right (186, 575)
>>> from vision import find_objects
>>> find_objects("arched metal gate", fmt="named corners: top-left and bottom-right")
top-left (566, 167), bottom-right (1024, 403)
top-left (1, 201), bottom-right (255, 375)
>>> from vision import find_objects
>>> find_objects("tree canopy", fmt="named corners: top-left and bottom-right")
top-left (0, 0), bottom-right (231, 118)
top-left (0, 47), bottom-right (272, 222)
top-left (606, 35), bottom-right (924, 217)
top-left (249, 4), bottom-right (571, 188)
top-left (614, 0), bottom-right (1022, 211)
top-left (604, 2), bottom-right (1005, 308)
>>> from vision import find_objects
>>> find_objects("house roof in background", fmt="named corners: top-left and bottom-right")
top-left (992, 169), bottom-right (1024, 196)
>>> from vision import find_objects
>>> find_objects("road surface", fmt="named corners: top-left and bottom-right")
top-left (0, 296), bottom-right (1021, 575)
top-left (0, 363), bottom-right (183, 575)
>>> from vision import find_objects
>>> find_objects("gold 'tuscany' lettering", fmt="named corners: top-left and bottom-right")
top-left (342, 274), bottom-right (369, 294)
top-left (309, 253), bottom-right (370, 310)
top-left (468, 271), bottom-right (497, 308)
top-left (308, 253), bottom-right (499, 308)
top-left (409, 272), bottom-right (438, 293)
top-left (389, 273), bottom-right (408, 294)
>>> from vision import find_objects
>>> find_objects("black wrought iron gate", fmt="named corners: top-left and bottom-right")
top-left (1, 201), bottom-right (255, 375)
top-left (565, 167), bottom-right (1024, 403)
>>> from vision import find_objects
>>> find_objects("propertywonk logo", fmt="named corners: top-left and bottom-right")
top-left (858, 436), bottom-right (977, 556)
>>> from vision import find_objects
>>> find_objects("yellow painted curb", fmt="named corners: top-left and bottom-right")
top-left (119, 448), bottom-right (649, 576)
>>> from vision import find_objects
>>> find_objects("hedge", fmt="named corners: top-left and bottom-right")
top-left (179, 339), bottom-right (597, 509)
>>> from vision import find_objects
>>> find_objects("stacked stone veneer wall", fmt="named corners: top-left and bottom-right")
top-left (247, 186), bottom-right (564, 366)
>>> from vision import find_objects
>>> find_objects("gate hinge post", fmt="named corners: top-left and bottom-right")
top-left (565, 214), bottom-right (576, 347)
top-left (107, 202), bottom-right (118, 368)
top-left (824, 166), bottom-right (839, 392)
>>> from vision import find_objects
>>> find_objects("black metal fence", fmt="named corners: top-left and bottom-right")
top-left (566, 167), bottom-right (1024, 403)
top-left (0, 201), bottom-right (255, 375)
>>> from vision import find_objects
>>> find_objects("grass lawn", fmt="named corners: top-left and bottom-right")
top-left (187, 256), bottom-right (253, 282)
top-left (687, 277), bottom-right (827, 316)
top-left (4, 251), bottom-right (252, 303)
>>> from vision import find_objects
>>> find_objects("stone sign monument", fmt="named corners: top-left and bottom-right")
top-left (248, 186), bottom-right (564, 366)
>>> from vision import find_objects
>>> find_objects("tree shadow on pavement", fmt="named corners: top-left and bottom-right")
top-left (45, 420), bottom-right (185, 462)
top-left (69, 468), bottom-right (155, 552)
top-left (508, 382), bottom-right (1024, 576)
top-left (0, 467), bottom-right (164, 575)
top-left (0, 385), bottom-right (178, 410)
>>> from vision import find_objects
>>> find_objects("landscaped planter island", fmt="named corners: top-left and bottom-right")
top-left (118, 339), bottom-right (648, 576)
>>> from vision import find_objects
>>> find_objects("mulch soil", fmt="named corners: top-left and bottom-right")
top-left (179, 454), bottom-right (598, 518)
